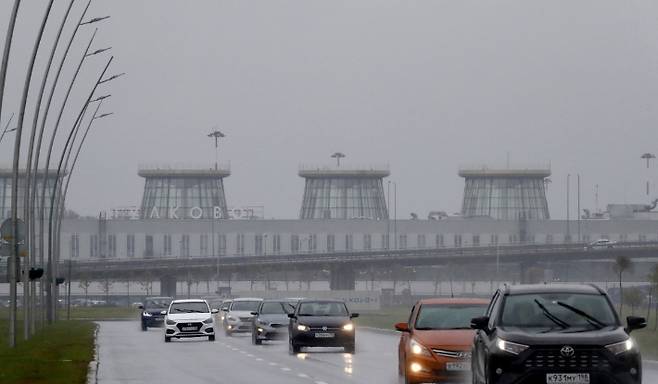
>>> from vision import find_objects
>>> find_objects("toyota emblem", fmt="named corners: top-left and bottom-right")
top-left (560, 346), bottom-right (575, 358)
top-left (322, 326), bottom-right (328, 331)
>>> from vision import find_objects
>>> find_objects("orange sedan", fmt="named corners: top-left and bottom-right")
top-left (395, 298), bottom-right (489, 384)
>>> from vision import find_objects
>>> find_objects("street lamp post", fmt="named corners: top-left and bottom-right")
top-left (207, 130), bottom-right (225, 286)
top-left (0, 0), bottom-right (20, 136)
top-left (641, 153), bottom-right (656, 197)
top-left (24, 0), bottom-right (78, 338)
top-left (9, 0), bottom-right (54, 347)
top-left (46, 56), bottom-right (114, 322)
top-left (331, 152), bottom-right (345, 167)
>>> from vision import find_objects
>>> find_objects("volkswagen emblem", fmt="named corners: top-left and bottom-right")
top-left (322, 326), bottom-right (328, 331)
top-left (560, 346), bottom-right (575, 358)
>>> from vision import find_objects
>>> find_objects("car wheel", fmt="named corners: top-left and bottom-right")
top-left (209, 335), bottom-right (215, 341)
top-left (141, 323), bottom-right (147, 331)
top-left (164, 336), bottom-right (171, 343)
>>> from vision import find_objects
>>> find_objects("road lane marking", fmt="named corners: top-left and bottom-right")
top-left (269, 362), bottom-right (278, 366)
top-left (297, 373), bottom-right (309, 378)
top-left (281, 367), bottom-right (291, 371)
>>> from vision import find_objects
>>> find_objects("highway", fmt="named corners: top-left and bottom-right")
top-left (94, 321), bottom-right (658, 384)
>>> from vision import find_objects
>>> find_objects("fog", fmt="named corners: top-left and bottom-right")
top-left (2, 0), bottom-right (658, 219)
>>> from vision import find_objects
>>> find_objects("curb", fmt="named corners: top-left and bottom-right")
top-left (86, 323), bottom-right (100, 384)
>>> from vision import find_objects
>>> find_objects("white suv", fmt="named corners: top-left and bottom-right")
top-left (164, 299), bottom-right (218, 342)
top-left (223, 297), bottom-right (262, 336)
top-left (585, 238), bottom-right (617, 250)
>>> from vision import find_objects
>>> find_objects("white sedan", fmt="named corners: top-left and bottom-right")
top-left (585, 239), bottom-right (617, 250)
top-left (164, 299), bottom-right (218, 342)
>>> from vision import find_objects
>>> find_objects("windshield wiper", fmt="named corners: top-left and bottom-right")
top-left (556, 301), bottom-right (606, 329)
top-left (534, 299), bottom-right (570, 329)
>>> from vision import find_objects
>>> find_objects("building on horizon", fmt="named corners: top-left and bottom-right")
top-left (459, 165), bottom-right (551, 220)
top-left (138, 164), bottom-right (230, 220)
top-left (298, 165), bottom-right (389, 220)
top-left (0, 168), bottom-right (64, 221)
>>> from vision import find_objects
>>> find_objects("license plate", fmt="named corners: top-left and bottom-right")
top-left (446, 362), bottom-right (470, 371)
top-left (314, 332), bottom-right (335, 338)
top-left (546, 373), bottom-right (590, 384)
top-left (182, 326), bottom-right (197, 331)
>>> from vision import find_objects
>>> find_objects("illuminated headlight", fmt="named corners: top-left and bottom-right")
top-left (203, 317), bottom-right (213, 324)
top-left (410, 362), bottom-right (423, 373)
top-left (166, 319), bottom-right (176, 325)
top-left (342, 323), bottom-right (354, 331)
top-left (606, 339), bottom-right (634, 355)
top-left (220, 315), bottom-right (225, 321)
top-left (410, 338), bottom-right (432, 357)
top-left (142, 312), bottom-right (152, 317)
top-left (297, 324), bottom-right (310, 332)
top-left (257, 328), bottom-right (264, 333)
top-left (496, 338), bottom-right (528, 355)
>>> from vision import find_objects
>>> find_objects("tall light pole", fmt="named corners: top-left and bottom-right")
top-left (641, 153), bottom-right (655, 197)
top-left (207, 129), bottom-right (225, 170)
top-left (46, 56), bottom-right (114, 322)
top-left (331, 152), bottom-right (345, 167)
top-left (207, 129), bottom-right (225, 288)
top-left (23, 0), bottom-right (74, 338)
top-left (9, 0), bottom-right (54, 347)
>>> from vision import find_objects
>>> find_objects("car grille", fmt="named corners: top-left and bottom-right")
top-left (432, 349), bottom-right (471, 359)
top-left (524, 348), bottom-right (610, 371)
top-left (176, 322), bottom-right (202, 332)
top-left (309, 326), bottom-right (341, 331)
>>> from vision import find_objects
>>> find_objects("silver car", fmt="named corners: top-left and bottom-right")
top-left (251, 300), bottom-right (295, 344)
top-left (223, 298), bottom-right (262, 336)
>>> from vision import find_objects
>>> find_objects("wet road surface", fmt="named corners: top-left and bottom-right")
top-left (95, 321), bottom-right (658, 384)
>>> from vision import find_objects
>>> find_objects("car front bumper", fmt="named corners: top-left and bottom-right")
top-left (404, 354), bottom-right (471, 383)
top-left (254, 324), bottom-right (288, 340)
top-left (165, 322), bottom-right (215, 338)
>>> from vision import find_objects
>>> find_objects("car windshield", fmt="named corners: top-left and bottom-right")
top-left (260, 302), bottom-right (293, 314)
top-left (414, 304), bottom-right (487, 330)
top-left (169, 302), bottom-right (209, 314)
top-left (231, 301), bottom-right (261, 311)
top-left (297, 302), bottom-right (348, 316)
top-left (145, 299), bottom-right (171, 309)
top-left (500, 293), bottom-right (618, 329)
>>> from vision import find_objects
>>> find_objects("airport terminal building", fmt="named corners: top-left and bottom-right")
top-left (56, 164), bottom-right (658, 261)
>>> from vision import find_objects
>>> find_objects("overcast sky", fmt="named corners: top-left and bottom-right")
top-left (2, 0), bottom-right (658, 219)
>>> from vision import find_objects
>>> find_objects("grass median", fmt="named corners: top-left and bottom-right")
top-left (0, 317), bottom-right (96, 384)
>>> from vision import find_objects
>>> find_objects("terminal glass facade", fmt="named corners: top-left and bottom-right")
top-left (461, 176), bottom-right (550, 220)
top-left (300, 177), bottom-right (389, 219)
top-left (140, 176), bottom-right (228, 219)
top-left (0, 173), bottom-right (59, 221)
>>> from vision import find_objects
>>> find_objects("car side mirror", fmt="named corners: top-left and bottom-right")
top-left (160, 310), bottom-right (167, 316)
top-left (211, 309), bottom-right (219, 314)
top-left (350, 313), bottom-right (359, 319)
top-left (138, 305), bottom-right (144, 310)
top-left (288, 313), bottom-right (296, 319)
top-left (626, 316), bottom-right (647, 333)
top-left (250, 311), bottom-right (258, 316)
top-left (471, 316), bottom-right (490, 331)
top-left (394, 322), bottom-right (410, 332)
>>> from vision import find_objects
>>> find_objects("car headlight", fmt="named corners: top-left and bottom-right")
top-left (342, 323), bottom-right (354, 331)
top-left (297, 324), bottom-right (310, 332)
top-left (257, 318), bottom-right (269, 326)
top-left (606, 338), bottom-right (634, 355)
top-left (166, 319), bottom-right (176, 325)
top-left (496, 338), bottom-right (529, 355)
top-left (142, 312), bottom-right (152, 317)
top-left (409, 338), bottom-right (432, 357)
top-left (203, 317), bottom-right (213, 324)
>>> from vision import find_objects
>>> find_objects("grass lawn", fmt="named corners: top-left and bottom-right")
top-left (0, 319), bottom-right (96, 384)
top-left (58, 306), bottom-right (139, 321)
top-left (358, 305), bottom-right (411, 330)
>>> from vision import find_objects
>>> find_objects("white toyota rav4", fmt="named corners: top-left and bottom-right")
top-left (163, 299), bottom-right (218, 342)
